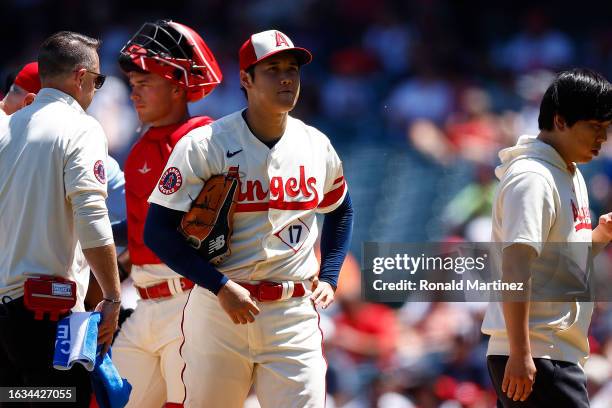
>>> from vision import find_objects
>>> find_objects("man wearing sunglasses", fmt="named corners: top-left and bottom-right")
top-left (0, 31), bottom-right (120, 407)
top-left (0, 62), bottom-right (104, 115)
top-left (111, 20), bottom-right (222, 408)
top-left (82, 69), bottom-right (106, 90)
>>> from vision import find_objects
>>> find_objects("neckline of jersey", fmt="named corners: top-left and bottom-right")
top-left (143, 122), bottom-right (185, 141)
top-left (240, 109), bottom-right (289, 152)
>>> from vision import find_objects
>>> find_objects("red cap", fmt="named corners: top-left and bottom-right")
top-left (239, 30), bottom-right (312, 71)
top-left (14, 62), bottom-right (41, 94)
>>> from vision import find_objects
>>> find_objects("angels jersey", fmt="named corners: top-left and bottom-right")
top-left (148, 110), bottom-right (347, 282)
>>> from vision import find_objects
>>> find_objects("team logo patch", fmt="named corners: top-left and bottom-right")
top-left (158, 167), bottom-right (183, 195)
top-left (93, 160), bottom-right (106, 183)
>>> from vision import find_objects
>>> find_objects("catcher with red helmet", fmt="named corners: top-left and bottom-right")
top-left (112, 20), bottom-right (222, 408)
top-left (119, 20), bottom-right (221, 103)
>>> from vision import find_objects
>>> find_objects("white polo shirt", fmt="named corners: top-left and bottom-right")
top-left (0, 88), bottom-right (112, 306)
top-left (149, 110), bottom-right (347, 283)
top-left (483, 135), bottom-right (594, 367)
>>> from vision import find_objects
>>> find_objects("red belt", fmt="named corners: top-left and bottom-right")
top-left (238, 281), bottom-right (306, 302)
top-left (136, 278), bottom-right (194, 300)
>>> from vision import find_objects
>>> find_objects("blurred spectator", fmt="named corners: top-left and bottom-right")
top-left (324, 251), bottom-right (399, 404)
top-left (513, 69), bottom-right (556, 137)
top-left (445, 87), bottom-right (500, 163)
top-left (331, 299), bottom-right (398, 367)
top-left (322, 48), bottom-right (378, 118)
top-left (434, 376), bottom-right (492, 408)
top-left (442, 164), bottom-right (496, 233)
top-left (491, 8), bottom-right (575, 73)
top-left (407, 119), bottom-right (454, 165)
top-left (319, 48), bottom-right (379, 141)
top-left (583, 28), bottom-right (612, 79)
top-left (363, 9), bottom-right (413, 77)
top-left (190, 60), bottom-right (245, 120)
top-left (584, 353), bottom-right (612, 407)
top-left (439, 335), bottom-right (490, 388)
top-left (328, 297), bottom-right (399, 404)
top-left (463, 216), bottom-right (493, 242)
top-left (385, 62), bottom-right (454, 131)
top-left (342, 374), bottom-right (416, 408)
top-left (242, 0), bottom-right (314, 26)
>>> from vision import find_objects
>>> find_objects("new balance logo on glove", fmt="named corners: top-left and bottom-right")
top-left (209, 235), bottom-right (226, 254)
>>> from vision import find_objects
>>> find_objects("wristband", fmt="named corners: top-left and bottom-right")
top-left (103, 297), bottom-right (121, 304)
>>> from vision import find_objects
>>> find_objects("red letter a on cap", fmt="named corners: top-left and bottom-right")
top-left (275, 31), bottom-right (289, 47)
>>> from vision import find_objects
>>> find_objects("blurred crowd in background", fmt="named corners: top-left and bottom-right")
top-left (2, 0), bottom-right (612, 406)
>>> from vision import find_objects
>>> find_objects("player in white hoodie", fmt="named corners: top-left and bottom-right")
top-left (483, 69), bottom-right (612, 407)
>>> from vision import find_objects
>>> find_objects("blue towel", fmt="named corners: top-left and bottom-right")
top-left (53, 312), bottom-right (132, 408)
top-left (91, 348), bottom-right (132, 408)
top-left (53, 312), bottom-right (99, 371)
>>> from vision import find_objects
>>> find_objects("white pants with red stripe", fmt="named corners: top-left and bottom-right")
top-left (113, 291), bottom-right (189, 407)
top-left (181, 286), bottom-right (327, 408)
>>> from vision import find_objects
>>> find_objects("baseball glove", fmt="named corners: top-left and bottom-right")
top-left (179, 174), bottom-right (239, 265)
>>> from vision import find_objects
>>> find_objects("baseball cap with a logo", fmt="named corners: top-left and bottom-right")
top-left (239, 30), bottom-right (312, 71)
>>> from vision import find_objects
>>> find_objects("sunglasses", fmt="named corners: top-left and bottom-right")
top-left (76, 69), bottom-right (106, 90)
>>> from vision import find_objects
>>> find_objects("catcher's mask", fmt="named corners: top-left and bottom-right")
top-left (119, 20), bottom-right (222, 102)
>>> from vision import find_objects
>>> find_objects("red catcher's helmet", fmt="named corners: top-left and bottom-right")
top-left (119, 20), bottom-right (222, 102)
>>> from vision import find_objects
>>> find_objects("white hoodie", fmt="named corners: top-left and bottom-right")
top-left (482, 135), bottom-right (594, 367)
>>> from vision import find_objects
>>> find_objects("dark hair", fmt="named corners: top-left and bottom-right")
top-left (38, 31), bottom-right (100, 80)
top-left (538, 68), bottom-right (612, 131)
top-left (240, 65), bottom-right (256, 100)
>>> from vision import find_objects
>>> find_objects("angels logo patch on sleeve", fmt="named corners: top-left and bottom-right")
top-left (158, 167), bottom-right (183, 195)
top-left (93, 160), bottom-right (106, 184)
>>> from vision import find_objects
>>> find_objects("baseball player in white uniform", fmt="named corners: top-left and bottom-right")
top-left (110, 20), bottom-right (222, 408)
top-left (144, 30), bottom-right (354, 407)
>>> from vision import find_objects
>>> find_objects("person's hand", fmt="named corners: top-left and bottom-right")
top-left (502, 353), bottom-right (537, 402)
top-left (95, 299), bottom-right (121, 355)
top-left (310, 278), bottom-right (335, 309)
top-left (217, 280), bottom-right (260, 324)
top-left (595, 213), bottom-right (612, 240)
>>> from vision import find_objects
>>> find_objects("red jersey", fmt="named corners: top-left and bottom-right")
top-left (125, 116), bottom-right (213, 265)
